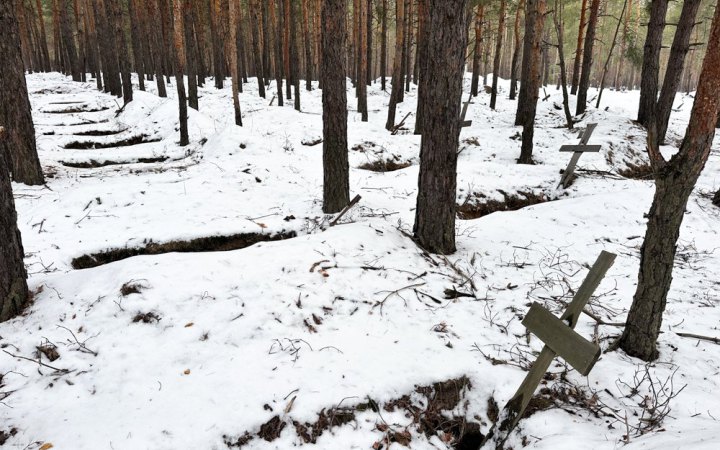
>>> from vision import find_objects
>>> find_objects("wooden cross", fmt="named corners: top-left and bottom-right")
top-left (481, 250), bottom-right (617, 450)
top-left (459, 92), bottom-right (473, 128)
top-left (558, 123), bottom-right (600, 188)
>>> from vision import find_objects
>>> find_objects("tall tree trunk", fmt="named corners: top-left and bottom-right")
top-left (128, 0), bottom-right (146, 91)
top-left (517, 0), bottom-right (546, 163)
top-left (637, 0), bottom-right (669, 127)
top-left (147, 0), bottom-right (167, 97)
top-left (619, 1), bottom-right (720, 362)
top-left (73, 0), bottom-right (87, 81)
top-left (414, 0), bottom-right (428, 134)
top-left (380, 0), bottom-right (387, 91)
top-left (414, 0), bottom-right (468, 255)
top-left (35, 0), bottom-right (51, 71)
top-left (358, 0), bottom-right (368, 121)
top-left (509, 0), bottom-right (524, 100)
top-left (553, 0), bottom-right (572, 129)
top-left (366, 0), bottom-right (372, 85)
top-left (470, 3), bottom-right (484, 97)
top-left (290, 0), bottom-right (300, 110)
top-left (109, 0), bottom-right (132, 104)
top-left (251, 0), bottom-right (266, 98)
top-left (168, 0), bottom-right (189, 145)
top-left (0, 128), bottom-right (30, 322)
top-left (303, 0), bottom-right (313, 90)
top-left (655, 0), bottom-right (702, 145)
top-left (272, 0), bottom-right (284, 106)
top-left (570, 0), bottom-right (588, 95)
top-left (490, 0), bottom-right (507, 109)
top-left (321, 0), bottom-right (349, 214)
top-left (283, 0), bottom-right (291, 100)
top-left (210, 0), bottom-right (224, 89)
top-left (402, 0), bottom-right (412, 94)
top-left (0, 2), bottom-right (44, 186)
top-left (385, 0), bottom-right (405, 130)
top-left (183, 0), bottom-right (198, 109)
top-left (575, 0), bottom-right (600, 116)
top-left (59, 0), bottom-right (81, 81)
top-left (228, 0), bottom-right (242, 125)
top-left (515, 0), bottom-right (543, 127)
top-left (262, 0), bottom-right (272, 86)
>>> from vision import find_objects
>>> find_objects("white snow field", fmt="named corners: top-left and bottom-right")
top-left (1, 72), bottom-right (719, 450)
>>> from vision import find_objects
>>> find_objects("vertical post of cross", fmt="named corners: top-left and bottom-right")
top-left (558, 123), bottom-right (599, 188)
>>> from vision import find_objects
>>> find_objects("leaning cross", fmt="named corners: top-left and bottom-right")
top-left (459, 92), bottom-right (474, 128)
top-left (558, 123), bottom-right (601, 188)
top-left (481, 250), bottom-right (617, 450)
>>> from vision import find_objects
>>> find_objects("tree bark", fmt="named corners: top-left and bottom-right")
top-left (414, 0), bottom-right (428, 134)
top-left (380, 0), bottom-right (387, 91)
top-left (0, 128), bottom-right (30, 322)
top-left (250, 0), bottom-right (266, 98)
top-left (575, 0), bottom-right (600, 116)
top-left (517, 0), bottom-right (546, 164)
top-left (358, 0), bottom-right (368, 121)
top-left (303, 0), bottom-right (313, 90)
top-left (59, 0), bottom-right (81, 81)
top-left (655, 0), bottom-right (702, 145)
top-left (413, 0), bottom-right (469, 255)
top-left (0, 2), bottom-right (44, 186)
top-left (321, 0), bottom-right (349, 214)
top-left (509, 0), bottom-right (524, 100)
top-left (553, 0), bottom-right (572, 129)
top-left (182, 0), bottom-right (198, 109)
top-left (109, 0), bottom-right (132, 104)
top-left (271, 0), bottom-right (284, 106)
top-left (619, 0), bottom-right (720, 362)
top-left (570, 0), bottom-right (587, 95)
top-left (168, 0), bottom-right (189, 145)
top-left (290, 0), bottom-right (300, 110)
top-left (637, 0), bottom-right (669, 127)
top-left (146, 0), bottom-right (168, 97)
top-left (229, 0), bottom-right (242, 125)
top-left (210, 0), bottom-right (224, 89)
top-left (490, 0), bottom-right (507, 109)
top-left (385, 0), bottom-right (405, 130)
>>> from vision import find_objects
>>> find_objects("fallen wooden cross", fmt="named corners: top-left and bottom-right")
top-left (558, 123), bottom-right (600, 188)
top-left (481, 250), bottom-right (616, 450)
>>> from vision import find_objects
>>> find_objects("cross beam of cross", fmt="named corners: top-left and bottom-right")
top-left (481, 250), bottom-right (617, 450)
top-left (558, 123), bottom-right (600, 188)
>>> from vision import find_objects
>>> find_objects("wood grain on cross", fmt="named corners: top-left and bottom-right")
top-left (482, 250), bottom-right (617, 450)
top-left (558, 123), bottom-right (600, 188)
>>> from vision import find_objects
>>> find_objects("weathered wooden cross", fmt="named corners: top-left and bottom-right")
top-left (481, 250), bottom-right (617, 450)
top-left (558, 123), bottom-right (601, 188)
top-left (459, 92), bottom-right (474, 128)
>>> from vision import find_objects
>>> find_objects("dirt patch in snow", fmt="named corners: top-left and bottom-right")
top-left (457, 191), bottom-right (550, 220)
top-left (618, 162), bottom-right (654, 180)
top-left (64, 134), bottom-right (161, 149)
top-left (223, 376), bottom-right (482, 449)
top-left (61, 157), bottom-right (169, 168)
top-left (44, 106), bottom-right (111, 114)
top-left (73, 128), bottom-right (127, 136)
top-left (358, 158), bottom-right (412, 172)
top-left (71, 231), bottom-right (298, 269)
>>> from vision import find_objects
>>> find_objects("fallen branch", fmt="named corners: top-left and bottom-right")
top-left (676, 332), bottom-right (720, 345)
top-left (2, 349), bottom-right (69, 373)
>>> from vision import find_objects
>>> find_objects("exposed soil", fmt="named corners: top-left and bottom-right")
top-left (45, 106), bottom-right (111, 114)
top-left (223, 376), bottom-right (482, 449)
top-left (71, 231), bottom-right (298, 269)
top-left (61, 157), bottom-right (168, 168)
top-left (73, 128), bottom-right (127, 136)
top-left (618, 162), bottom-right (654, 180)
top-left (457, 190), bottom-right (551, 220)
top-left (358, 158), bottom-right (412, 172)
top-left (64, 134), bottom-right (161, 149)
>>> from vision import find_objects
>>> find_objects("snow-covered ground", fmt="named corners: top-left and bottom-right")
top-left (1, 72), bottom-right (719, 450)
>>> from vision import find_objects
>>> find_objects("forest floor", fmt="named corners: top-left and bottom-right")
top-left (1, 73), bottom-right (719, 450)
